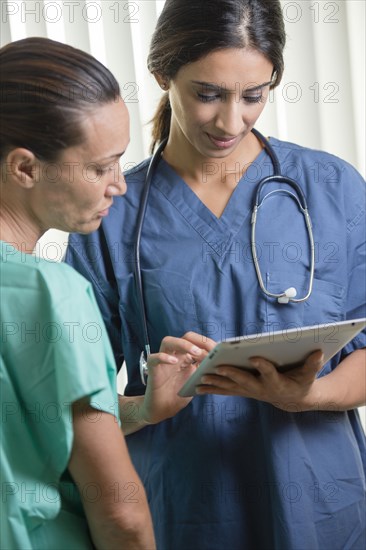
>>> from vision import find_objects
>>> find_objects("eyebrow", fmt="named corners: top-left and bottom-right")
top-left (95, 151), bottom-right (126, 163)
top-left (191, 80), bottom-right (273, 92)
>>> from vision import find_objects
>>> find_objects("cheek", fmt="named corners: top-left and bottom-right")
top-left (65, 180), bottom-right (103, 211)
top-left (79, 186), bottom-right (104, 208)
top-left (171, 94), bottom-right (205, 128)
top-left (256, 93), bottom-right (271, 116)
top-left (67, 164), bottom-right (103, 193)
top-left (244, 103), bottom-right (268, 127)
top-left (79, 166), bottom-right (103, 188)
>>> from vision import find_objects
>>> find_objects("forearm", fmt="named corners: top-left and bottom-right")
top-left (303, 349), bottom-right (366, 411)
top-left (86, 459), bottom-right (155, 550)
top-left (69, 403), bottom-right (156, 549)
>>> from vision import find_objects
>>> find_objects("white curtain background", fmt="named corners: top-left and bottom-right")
top-left (1, 0), bottom-right (365, 422)
top-left (1, 0), bottom-right (365, 252)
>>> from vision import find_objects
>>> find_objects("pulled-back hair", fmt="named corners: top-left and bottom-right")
top-left (148, 0), bottom-right (286, 152)
top-left (0, 37), bottom-right (120, 161)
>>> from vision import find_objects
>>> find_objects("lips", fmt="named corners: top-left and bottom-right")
top-left (206, 133), bottom-right (239, 149)
top-left (98, 208), bottom-right (110, 217)
top-left (98, 202), bottom-right (113, 217)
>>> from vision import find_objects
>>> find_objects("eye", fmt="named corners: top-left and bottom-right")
top-left (197, 92), bottom-right (221, 103)
top-left (96, 166), bottom-right (108, 176)
top-left (243, 94), bottom-right (264, 104)
top-left (96, 161), bottom-right (119, 175)
top-left (197, 91), bottom-right (264, 104)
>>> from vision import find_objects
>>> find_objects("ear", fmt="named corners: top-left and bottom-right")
top-left (5, 148), bottom-right (39, 189)
top-left (153, 72), bottom-right (169, 91)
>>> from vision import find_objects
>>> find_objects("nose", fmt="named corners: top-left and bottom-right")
top-left (214, 97), bottom-right (245, 137)
top-left (105, 165), bottom-right (127, 197)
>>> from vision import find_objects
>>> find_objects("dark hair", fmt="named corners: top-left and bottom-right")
top-left (0, 37), bottom-right (121, 162)
top-left (148, 0), bottom-right (286, 152)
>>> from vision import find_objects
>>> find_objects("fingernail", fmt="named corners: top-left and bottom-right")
top-left (168, 356), bottom-right (179, 363)
top-left (191, 346), bottom-right (201, 355)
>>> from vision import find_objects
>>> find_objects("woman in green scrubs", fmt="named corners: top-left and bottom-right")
top-left (0, 37), bottom-right (157, 550)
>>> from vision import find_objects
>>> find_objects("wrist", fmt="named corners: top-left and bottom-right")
top-left (298, 381), bottom-right (323, 411)
top-left (271, 382), bottom-right (323, 413)
top-left (139, 410), bottom-right (153, 426)
top-left (118, 395), bottom-right (153, 434)
top-left (296, 378), bottom-right (343, 412)
top-left (138, 397), bottom-right (156, 426)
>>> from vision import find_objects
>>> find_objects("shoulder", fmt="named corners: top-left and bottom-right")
top-left (39, 258), bottom-right (93, 299)
top-left (124, 157), bottom-right (151, 181)
top-left (269, 138), bottom-right (365, 193)
top-left (269, 139), bottom-right (365, 235)
top-left (0, 243), bottom-right (86, 286)
top-left (1, 247), bottom-right (109, 370)
top-left (269, 137), bottom-right (364, 177)
top-left (8, 252), bottom-right (94, 307)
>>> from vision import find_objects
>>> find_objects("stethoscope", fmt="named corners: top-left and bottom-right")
top-left (135, 128), bottom-right (315, 384)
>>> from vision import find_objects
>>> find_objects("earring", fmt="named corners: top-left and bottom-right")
top-left (161, 82), bottom-right (168, 91)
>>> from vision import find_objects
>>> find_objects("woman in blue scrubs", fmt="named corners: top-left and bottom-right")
top-left (66, 1), bottom-right (366, 548)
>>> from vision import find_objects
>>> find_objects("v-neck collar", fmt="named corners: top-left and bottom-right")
top-left (153, 145), bottom-right (269, 247)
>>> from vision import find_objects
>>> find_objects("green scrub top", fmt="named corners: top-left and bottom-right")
top-left (0, 241), bottom-right (120, 549)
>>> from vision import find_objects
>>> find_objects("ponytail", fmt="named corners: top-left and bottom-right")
top-left (150, 93), bottom-right (171, 154)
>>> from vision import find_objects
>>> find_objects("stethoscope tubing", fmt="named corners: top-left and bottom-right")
top-left (251, 175), bottom-right (315, 302)
top-left (134, 138), bottom-right (168, 366)
top-left (134, 130), bottom-right (315, 383)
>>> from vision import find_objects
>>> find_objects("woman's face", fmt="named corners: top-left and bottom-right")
top-left (166, 48), bottom-right (274, 159)
top-left (33, 98), bottom-right (129, 234)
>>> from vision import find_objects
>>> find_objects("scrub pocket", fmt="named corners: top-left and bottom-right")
top-left (260, 270), bottom-right (345, 330)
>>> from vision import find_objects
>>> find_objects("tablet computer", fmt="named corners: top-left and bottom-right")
top-left (178, 318), bottom-right (366, 397)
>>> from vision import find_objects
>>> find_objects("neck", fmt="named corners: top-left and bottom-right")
top-left (0, 206), bottom-right (43, 254)
top-left (162, 129), bottom-right (263, 186)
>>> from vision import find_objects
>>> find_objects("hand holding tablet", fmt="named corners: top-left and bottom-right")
top-left (178, 318), bottom-right (366, 397)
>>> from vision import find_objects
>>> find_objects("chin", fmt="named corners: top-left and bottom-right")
top-left (202, 147), bottom-right (235, 160)
top-left (73, 219), bottom-right (102, 235)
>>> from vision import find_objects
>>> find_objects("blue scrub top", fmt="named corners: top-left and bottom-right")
top-left (66, 138), bottom-right (366, 550)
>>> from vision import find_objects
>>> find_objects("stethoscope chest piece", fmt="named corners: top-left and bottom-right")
top-left (139, 351), bottom-right (149, 385)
